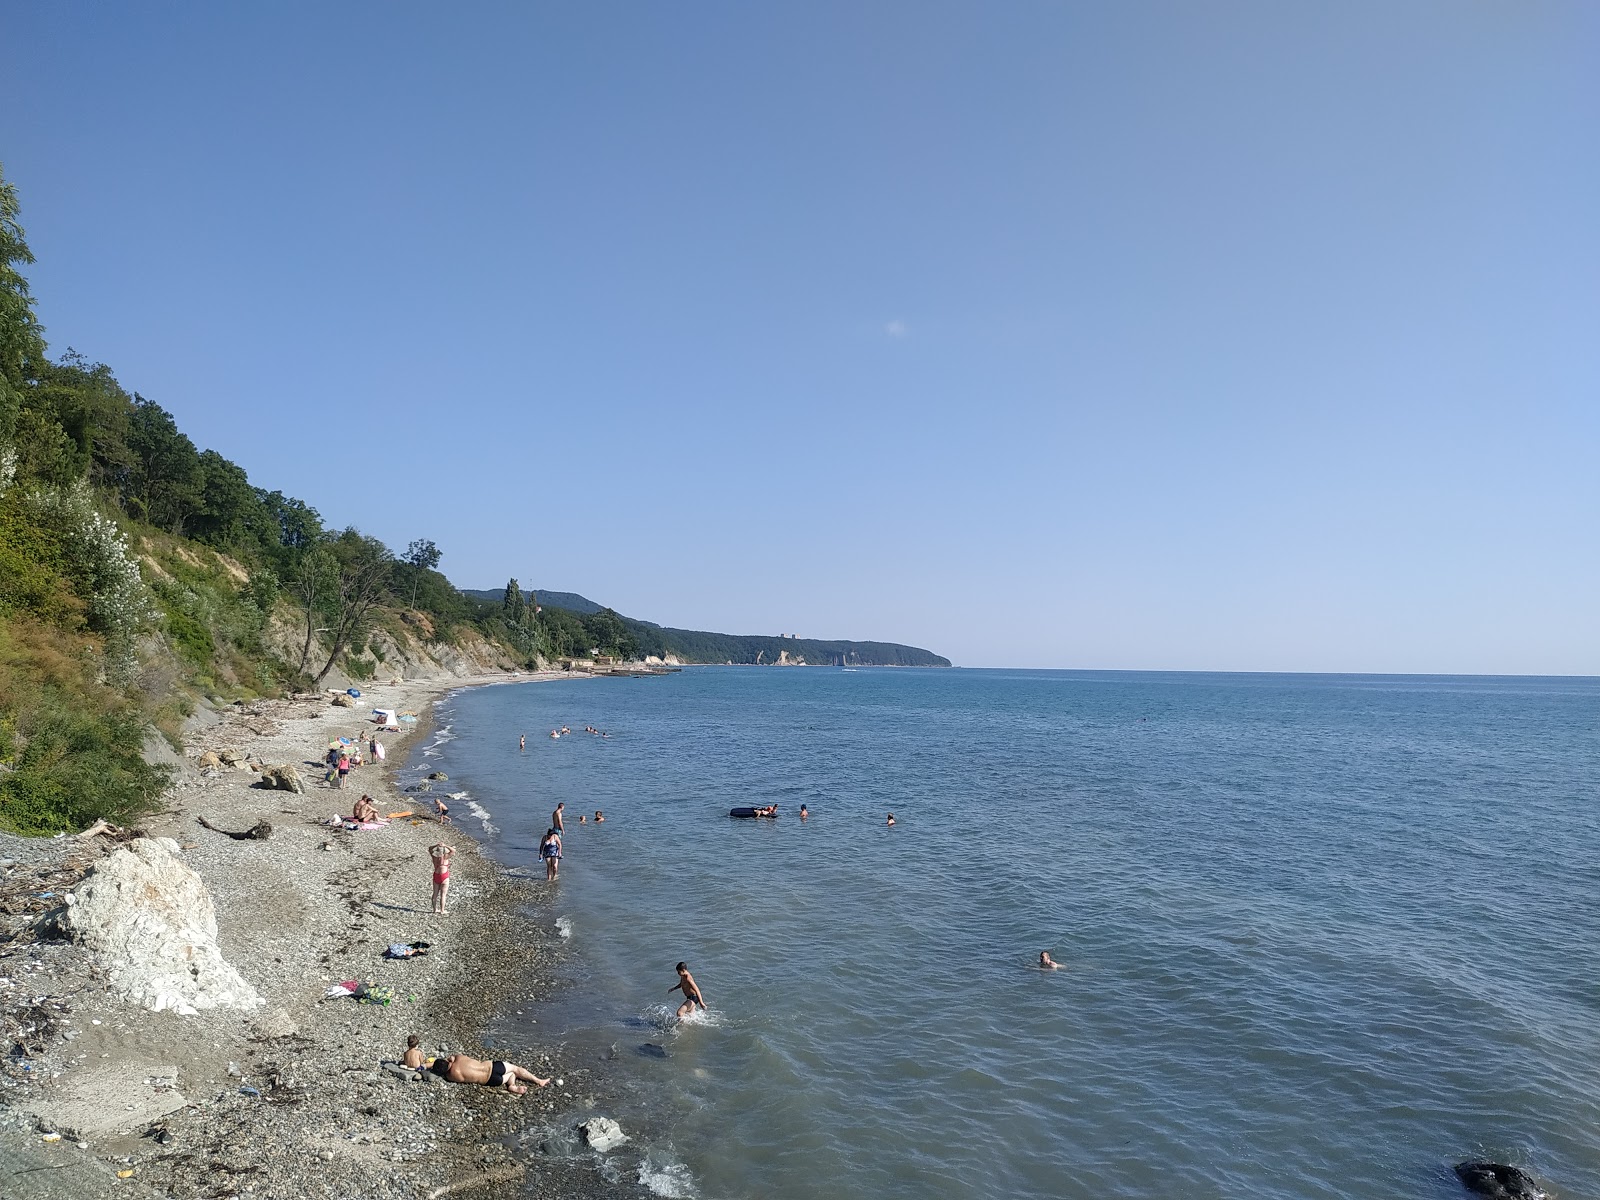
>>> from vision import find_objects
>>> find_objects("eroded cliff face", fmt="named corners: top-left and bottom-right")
top-left (263, 610), bottom-right (525, 689)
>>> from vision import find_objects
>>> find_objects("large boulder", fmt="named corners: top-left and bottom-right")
top-left (49, 837), bottom-right (262, 1016)
top-left (578, 1117), bottom-right (628, 1152)
top-left (260, 764), bottom-right (304, 793)
top-left (330, 693), bottom-right (355, 708)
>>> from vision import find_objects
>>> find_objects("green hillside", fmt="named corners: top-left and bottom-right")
top-left (0, 165), bottom-right (947, 834)
top-left (463, 589), bottom-right (950, 667)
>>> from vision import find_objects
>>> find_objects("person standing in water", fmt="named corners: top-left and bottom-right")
top-left (540, 827), bottom-right (563, 881)
top-left (552, 802), bottom-right (565, 834)
top-left (519, 734), bottom-right (525, 752)
top-left (669, 962), bottom-right (706, 1019)
top-left (799, 805), bottom-right (809, 820)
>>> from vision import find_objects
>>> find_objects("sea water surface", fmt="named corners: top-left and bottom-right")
top-left (416, 668), bottom-right (1600, 1199)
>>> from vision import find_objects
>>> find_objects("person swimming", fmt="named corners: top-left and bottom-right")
top-left (1039, 951), bottom-right (1061, 970)
top-left (886, 813), bottom-right (895, 826)
top-left (799, 804), bottom-right (808, 820)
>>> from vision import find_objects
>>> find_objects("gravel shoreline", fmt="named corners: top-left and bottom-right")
top-left (1, 672), bottom-right (638, 1200)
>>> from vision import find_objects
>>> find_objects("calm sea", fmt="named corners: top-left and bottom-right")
top-left (415, 668), bottom-right (1600, 1200)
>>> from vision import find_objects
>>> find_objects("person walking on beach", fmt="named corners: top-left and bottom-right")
top-left (669, 962), bottom-right (706, 1019)
top-left (429, 842), bottom-right (453, 914)
top-left (540, 827), bottom-right (563, 881)
top-left (335, 750), bottom-right (350, 788)
top-left (432, 796), bottom-right (451, 825)
top-left (552, 802), bottom-right (565, 834)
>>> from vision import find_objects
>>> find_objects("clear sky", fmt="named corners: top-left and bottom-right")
top-left (4, 3), bottom-right (1596, 672)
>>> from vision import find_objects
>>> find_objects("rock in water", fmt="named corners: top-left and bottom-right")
top-left (1455, 1162), bottom-right (1544, 1199)
top-left (49, 837), bottom-right (262, 1016)
top-left (578, 1117), bottom-right (628, 1152)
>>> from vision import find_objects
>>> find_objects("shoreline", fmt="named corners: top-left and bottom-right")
top-left (1, 667), bottom-right (632, 1200)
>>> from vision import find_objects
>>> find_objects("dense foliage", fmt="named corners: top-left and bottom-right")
top-left (0, 164), bottom-right (489, 832)
top-left (0, 162), bottom-right (948, 832)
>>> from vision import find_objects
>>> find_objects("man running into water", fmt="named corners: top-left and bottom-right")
top-left (429, 842), bottom-right (453, 914)
top-left (669, 961), bottom-right (706, 1019)
top-left (417, 1045), bottom-right (550, 1094)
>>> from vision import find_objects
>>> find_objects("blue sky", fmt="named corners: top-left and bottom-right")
top-left (5, 3), bottom-right (1596, 672)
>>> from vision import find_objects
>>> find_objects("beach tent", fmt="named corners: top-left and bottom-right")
top-left (372, 708), bottom-right (400, 730)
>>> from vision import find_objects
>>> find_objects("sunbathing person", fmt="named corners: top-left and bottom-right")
top-left (352, 795), bottom-right (379, 823)
top-left (426, 1050), bottom-right (550, 1094)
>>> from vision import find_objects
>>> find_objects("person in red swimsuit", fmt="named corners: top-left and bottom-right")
top-left (429, 842), bottom-right (453, 914)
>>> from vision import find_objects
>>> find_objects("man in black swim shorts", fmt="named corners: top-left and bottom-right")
top-left (425, 1050), bottom-right (551, 1094)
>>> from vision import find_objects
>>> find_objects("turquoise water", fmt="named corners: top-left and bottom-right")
top-left (418, 668), bottom-right (1600, 1199)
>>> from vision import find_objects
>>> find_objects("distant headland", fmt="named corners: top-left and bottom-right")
top-left (460, 589), bottom-right (951, 668)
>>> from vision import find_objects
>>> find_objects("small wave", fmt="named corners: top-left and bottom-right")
top-left (465, 800), bottom-right (497, 835)
top-left (676, 1007), bottom-right (723, 1030)
top-left (448, 791), bottom-right (469, 800)
top-left (555, 916), bottom-right (573, 939)
top-left (638, 1153), bottom-right (697, 1199)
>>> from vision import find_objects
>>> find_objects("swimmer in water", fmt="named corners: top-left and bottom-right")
top-left (594, 810), bottom-right (604, 823)
top-left (669, 961), bottom-right (706, 1019)
top-left (1039, 951), bottom-right (1061, 970)
top-left (886, 813), bottom-right (895, 826)
top-left (519, 734), bottom-right (525, 751)
top-left (799, 804), bottom-right (808, 820)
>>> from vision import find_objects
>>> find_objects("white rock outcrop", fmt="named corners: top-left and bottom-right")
top-left (578, 1116), bottom-right (629, 1152)
top-left (56, 837), bottom-right (262, 1016)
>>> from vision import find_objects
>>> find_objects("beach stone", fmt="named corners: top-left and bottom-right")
top-left (218, 748), bottom-right (245, 767)
top-left (260, 764), bottom-right (304, 794)
top-left (427, 772), bottom-right (448, 781)
top-left (330, 693), bottom-right (355, 708)
top-left (252, 1007), bottom-right (298, 1039)
top-left (196, 751), bottom-right (223, 769)
top-left (577, 1117), bottom-right (628, 1152)
top-left (1454, 1162), bottom-right (1544, 1199)
top-left (45, 837), bottom-right (262, 1016)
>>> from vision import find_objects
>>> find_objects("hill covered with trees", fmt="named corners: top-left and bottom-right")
top-left (0, 165), bottom-right (946, 835)
top-left (463, 588), bottom-right (950, 667)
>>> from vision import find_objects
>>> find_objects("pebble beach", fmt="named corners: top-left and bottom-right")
top-left (0, 671), bottom-right (634, 1200)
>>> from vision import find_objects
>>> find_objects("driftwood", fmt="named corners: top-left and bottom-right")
top-left (197, 816), bottom-right (274, 841)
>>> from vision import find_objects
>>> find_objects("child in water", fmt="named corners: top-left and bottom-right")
top-left (669, 962), bottom-right (706, 1019)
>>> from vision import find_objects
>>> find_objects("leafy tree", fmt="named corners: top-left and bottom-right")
top-left (0, 162), bottom-right (46, 446)
top-left (581, 607), bottom-right (638, 659)
top-left (125, 396), bottom-right (202, 531)
top-left (190, 449), bottom-right (261, 547)
top-left (503, 578), bottom-right (524, 624)
top-left (254, 489), bottom-right (324, 567)
top-left (402, 538), bottom-right (441, 609)
top-left (311, 530), bottom-right (394, 685)
top-left (291, 544), bottom-right (339, 676)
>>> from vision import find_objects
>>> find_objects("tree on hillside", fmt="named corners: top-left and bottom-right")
top-left (0, 163), bottom-right (47, 446)
top-left (292, 544), bottom-right (339, 676)
top-left (312, 531), bottom-right (394, 685)
top-left (402, 538), bottom-right (441, 610)
top-left (503, 578), bottom-right (525, 624)
top-left (125, 397), bottom-right (203, 532)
